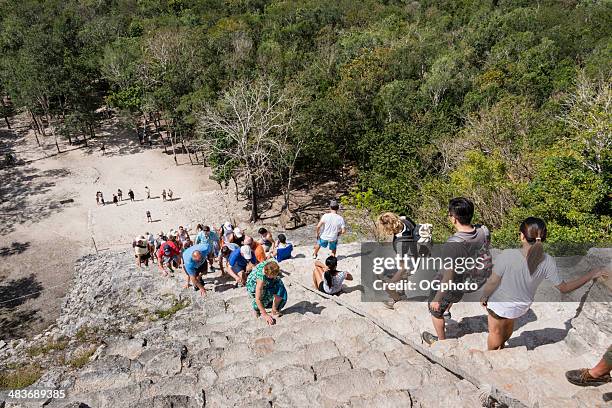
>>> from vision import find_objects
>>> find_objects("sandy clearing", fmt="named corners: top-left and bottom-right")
top-left (0, 115), bottom-right (246, 340)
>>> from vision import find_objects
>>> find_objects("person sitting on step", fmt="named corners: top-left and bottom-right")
top-left (312, 256), bottom-right (352, 296)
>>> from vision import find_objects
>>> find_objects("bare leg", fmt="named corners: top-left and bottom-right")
top-left (590, 356), bottom-right (612, 378)
top-left (432, 316), bottom-right (446, 340)
top-left (312, 264), bottom-right (325, 289)
top-left (502, 319), bottom-right (515, 345)
top-left (487, 314), bottom-right (505, 350)
top-left (224, 268), bottom-right (242, 285)
top-left (183, 269), bottom-right (190, 288)
top-left (313, 243), bottom-right (321, 257)
top-left (385, 268), bottom-right (406, 301)
top-left (271, 295), bottom-right (283, 315)
top-left (487, 316), bottom-right (514, 350)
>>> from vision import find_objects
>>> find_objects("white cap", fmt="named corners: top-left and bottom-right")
top-left (223, 221), bottom-right (233, 231)
top-left (240, 245), bottom-right (251, 259)
top-left (234, 228), bottom-right (243, 238)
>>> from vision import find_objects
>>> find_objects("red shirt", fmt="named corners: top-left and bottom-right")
top-left (157, 241), bottom-right (181, 262)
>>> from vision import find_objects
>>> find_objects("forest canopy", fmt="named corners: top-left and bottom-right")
top-left (0, 0), bottom-right (610, 245)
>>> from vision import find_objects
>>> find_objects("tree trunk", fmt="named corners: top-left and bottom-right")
top-left (156, 120), bottom-right (168, 153)
top-left (180, 130), bottom-right (193, 164)
top-left (33, 113), bottom-right (46, 136)
top-left (29, 110), bottom-right (41, 146)
top-left (46, 112), bottom-right (60, 153)
top-left (284, 166), bottom-right (294, 210)
top-left (232, 176), bottom-right (239, 201)
top-left (168, 119), bottom-right (177, 165)
top-left (250, 175), bottom-right (258, 222)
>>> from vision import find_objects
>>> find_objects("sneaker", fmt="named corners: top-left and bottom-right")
top-left (443, 311), bottom-right (452, 320)
top-left (565, 369), bottom-right (611, 387)
top-left (421, 331), bottom-right (438, 346)
top-left (382, 299), bottom-right (396, 310)
top-left (312, 254), bottom-right (317, 259)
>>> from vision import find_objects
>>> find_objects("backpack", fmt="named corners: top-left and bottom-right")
top-left (392, 217), bottom-right (433, 258)
top-left (447, 225), bottom-right (492, 292)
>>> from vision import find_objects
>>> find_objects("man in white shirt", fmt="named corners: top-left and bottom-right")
top-left (313, 200), bottom-right (346, 258)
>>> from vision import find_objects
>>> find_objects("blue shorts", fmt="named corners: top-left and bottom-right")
top-left (318, 238), bottom-right (338, 251)
top-left (231, 263), bottom-right (245, 274)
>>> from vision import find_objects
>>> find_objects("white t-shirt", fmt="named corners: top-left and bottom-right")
top-left (319, 213), bottom-right (345, 241)
top-left (323, 271), bottom-right (347, 294)
top-left (488, 248), bottom-right (563, 319)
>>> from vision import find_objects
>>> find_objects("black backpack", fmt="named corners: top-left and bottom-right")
top-left (392, 217), bottom-right (431, 257)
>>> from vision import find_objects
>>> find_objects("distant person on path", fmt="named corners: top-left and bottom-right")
top-left (100, 192), bottom-right (105, 206)
top-left (101, 142), bottom-right (105, 155)
top-left (258, 227), bottom-right (274, 253)
top-left (146, 210), bottom-right (152, 222)
top-left (479, 217), bottom-right (608, 350)
top-left (157, 237), bottom-right (181, 276)
top-left (117, 189), bottom-right (123, 201)
top-left (422, 197), bottom-right (490, 346)
top-left (145, 186), bottom-right (150, 199)
top-left (162, 189), bottom-right (167, 201)
top-left (113, 194), bottom-right (118, 206)
top-left (313, 200), bottom-right (345, 258)
top-left (95, 191), bottom-right (100, 205)
top-left (246, 259), bottom-right (287, 325)
top-left (128, 189), bottom-right (134, 201)
top-left (168, 189), bottom-right (173, 200)
top-left (566, 345), bottom-right (612, 386)
top-left (312, 256), bottom-right (352, 295)
top-left (132, 235), bottom-right (150, 268)
top-left (271, 234), bottom-right (293, 262)
top-left (182, 243), bottom-right (210, 296)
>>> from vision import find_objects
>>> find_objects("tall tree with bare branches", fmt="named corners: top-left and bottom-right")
top-left (197, 79), bottom-right (300, 222)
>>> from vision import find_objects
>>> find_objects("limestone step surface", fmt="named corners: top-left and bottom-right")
top-left (283, 243), bottom-right (612, 408)
top-left (2, 249), bottom-right (484, 408)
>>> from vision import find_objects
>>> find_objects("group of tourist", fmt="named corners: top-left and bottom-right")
top-left (96, 186), bottom-right (174, 209)
top-left (96, 188), bottom-right (135, 206)
top-left (128, 195), bottom-right (611, 385)
top-left (131, 221), bottom-right (299, 325)
top-left (376, 197), bottom-right (610, 387)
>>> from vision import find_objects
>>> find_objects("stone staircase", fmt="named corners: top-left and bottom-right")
top-left (4, 249), bottom-right (483, 408)
top-left (282, 243), bottom-right (612, 408)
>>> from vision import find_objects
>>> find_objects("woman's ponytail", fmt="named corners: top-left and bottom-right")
top-left (519, 217), bottom-right (547, 275)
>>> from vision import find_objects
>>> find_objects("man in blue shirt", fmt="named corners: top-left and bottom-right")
top-left (228, 245), bottom-right (257, 284)
top-left (182, 243), bottom-right (210, 296)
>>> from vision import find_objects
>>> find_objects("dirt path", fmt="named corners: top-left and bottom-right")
top-left (0, 114), bottom-right (246, 341)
